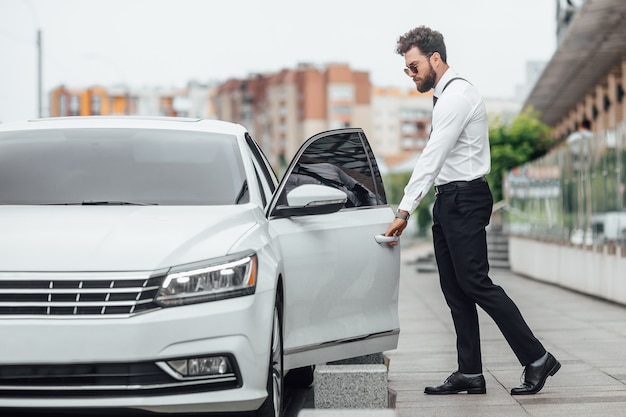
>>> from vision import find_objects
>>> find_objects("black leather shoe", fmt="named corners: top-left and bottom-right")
top-left (424, 371), bottom-right (486, 395)
top-left (511, 352), bottom-right (561, 395)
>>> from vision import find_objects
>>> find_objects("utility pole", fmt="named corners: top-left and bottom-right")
top-left (37, 29), bottom-right (42, 118)
top-left (25, 0), bottom-right (43, 118)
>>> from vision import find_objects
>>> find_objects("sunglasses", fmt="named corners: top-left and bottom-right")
top-left (403, 52), bottom-right (434, 76)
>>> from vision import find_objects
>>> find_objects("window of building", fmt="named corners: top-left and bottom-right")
top-left (400, 108), bottom-right (429, 119)
top-left (59, 95), bottom-right (67, 117)
top-left (91, 95), bottom-right (101, 115)
top-left (401, 123), bottom-right (417, 134)
top-left (402, 138), bottom-right (415, 148)
top-left (329, 85), bottom-right (354, 101)
top-left (330, 120), bottom-right (350, 130)
top-left (69, 96), bottom-right (80, 116)
top-left (332, 105), bottom-right (351, 115)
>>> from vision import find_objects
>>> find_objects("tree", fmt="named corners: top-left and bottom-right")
top-left (384, 171), bottom-right (435, 236)
top-left (487, 107), bottom-right (555, 202)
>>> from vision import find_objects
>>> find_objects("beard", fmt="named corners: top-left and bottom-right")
top-left (414, 62), bottom-right (437, 93)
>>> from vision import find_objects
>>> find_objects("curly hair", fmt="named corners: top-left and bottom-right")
top-left (396, 26), bottom-right (447, 63)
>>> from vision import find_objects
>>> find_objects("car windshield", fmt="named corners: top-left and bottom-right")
top-left (0, 128), bottom-right (247, 205)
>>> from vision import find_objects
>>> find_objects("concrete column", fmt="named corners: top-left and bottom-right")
top-left (595, 84), bottom-right (606, 132)
top-left (618, 58), bottom-right (626, 122)
top-left (585, 94), bottom-right (595, 130)
top-left (607, 73), bottom-right (618, 130)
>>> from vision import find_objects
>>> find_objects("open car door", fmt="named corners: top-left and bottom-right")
top-left (268, 128), bottom-right (400, 370)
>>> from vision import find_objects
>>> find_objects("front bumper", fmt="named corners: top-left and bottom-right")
top-left (0, 289), bottom-right (275, 414)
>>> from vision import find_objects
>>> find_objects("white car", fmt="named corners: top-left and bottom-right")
top-left (0, 117), bottom-right (400, 416)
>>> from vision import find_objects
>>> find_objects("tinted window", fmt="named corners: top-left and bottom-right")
top-left (0, 128), bottom-right (247, 205)
top-left (281, 130), bottom-right (387, 208)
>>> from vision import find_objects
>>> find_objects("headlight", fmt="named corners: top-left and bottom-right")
top-left (155, 252), bottom-right (257, 307)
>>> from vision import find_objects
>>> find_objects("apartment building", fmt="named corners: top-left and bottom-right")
top-left (370, 87), bottom-right (433, 158)
top-left (213, 63), bottom-right (372, 168)
top-left (48, 82), bottom-right (216, 119)
top-left (46, 64), bottom-right (523, 173)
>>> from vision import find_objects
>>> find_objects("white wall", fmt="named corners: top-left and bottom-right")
top-left (509, 236), bottom-right (626, 305)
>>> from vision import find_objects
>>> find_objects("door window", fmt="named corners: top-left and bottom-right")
top-left (276, 129), bottom-right (387, 210)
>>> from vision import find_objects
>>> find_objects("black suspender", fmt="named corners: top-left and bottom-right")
top-left (430, 77), bottom-right (470, 136)
top-left (434, 77), bottom-right (469, 106)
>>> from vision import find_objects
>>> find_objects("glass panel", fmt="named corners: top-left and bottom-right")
top-left (281, 130), bottom-right (387, 208)
top-left (0, 128), bottom-right (246, 206)
top-left (504, 121), bottom-right (626, 248)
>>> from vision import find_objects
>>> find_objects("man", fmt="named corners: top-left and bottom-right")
top-left (566, 118), bottom-right (593, 145)
top-left (384, 26), bottom-right (560, 396)
top-left (567, 118), bottom-right (594, 245)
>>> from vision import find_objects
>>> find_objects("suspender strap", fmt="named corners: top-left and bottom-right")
top-left (441, 77), bottom-right (469, 94)
top-left (433, 77), bottom-right (468, 107)
top-left (431, 77), bottom-right (471, 135)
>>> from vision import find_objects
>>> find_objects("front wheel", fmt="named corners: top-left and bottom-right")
top-left (285, 365), bottom-right (314, 389)
top-left (256, 296), bottom-right (283, 417)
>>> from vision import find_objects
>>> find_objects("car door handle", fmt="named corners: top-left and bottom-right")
top-left (374, 234), bottom-right (399, 244)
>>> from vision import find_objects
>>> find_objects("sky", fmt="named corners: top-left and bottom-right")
top-left (0, 0), bottom-right (557, 123)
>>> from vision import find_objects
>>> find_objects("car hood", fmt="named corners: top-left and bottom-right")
top-left (0, 206), bottom-right (261, 272)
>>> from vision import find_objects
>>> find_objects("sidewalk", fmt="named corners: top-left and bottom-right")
top-left (387, 242), bottom-right (626, 417)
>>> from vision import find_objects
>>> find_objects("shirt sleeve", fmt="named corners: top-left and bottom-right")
top-left (397, 92), bottom-right (474, 214)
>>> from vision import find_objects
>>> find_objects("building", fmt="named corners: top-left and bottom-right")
top-left (506, 0), bottom-right (626, 305)
top-left (524, 0), bottom-right (626, 139)
top-left (213, 63), bottom-right (372, 168)
top-left (48, 82), bottom-right (217, 119)
top-left (46, 63), bottom-right (523, 173)
top-left (515, 60), bottom-right (547, 104)
top-left (371, 87), bottom-right (433, 157)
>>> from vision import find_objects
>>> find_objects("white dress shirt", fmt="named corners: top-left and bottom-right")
top-left (398, 68), bottom-right (491, 214)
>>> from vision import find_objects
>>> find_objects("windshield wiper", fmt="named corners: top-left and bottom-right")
top-left (80, 200), bottom-right (158, 206)
top-left (40, 200), bottom-right (158, 205)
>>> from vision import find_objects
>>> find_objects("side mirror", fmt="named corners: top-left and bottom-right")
top-left (272, 184), bottom-right (347, 218)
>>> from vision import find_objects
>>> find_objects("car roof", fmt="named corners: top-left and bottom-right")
top-left (0, 116), bottom-right (248, 136)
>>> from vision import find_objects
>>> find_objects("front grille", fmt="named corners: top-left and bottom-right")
top-left (0, 272), bottom-right (163, 317)
top-left (0, 360), bottom-right (240, 397)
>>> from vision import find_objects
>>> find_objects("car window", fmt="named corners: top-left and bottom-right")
top-left (245, 134), bottom-right (277, 207)
top-left (0, 128), bottom-right (247, 206)
top-left (279, 130), bottom-right (387, 209)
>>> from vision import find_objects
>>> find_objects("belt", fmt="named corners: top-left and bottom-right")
top-left (434, 177), bottom-right (486, 194)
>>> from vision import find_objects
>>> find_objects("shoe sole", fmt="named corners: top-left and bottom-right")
top-left (425, 387), bottom-right (486, 395)
top-left (511, 360), bottom-right (561, 395)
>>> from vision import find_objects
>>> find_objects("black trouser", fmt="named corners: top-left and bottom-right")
top-left (431, 179), bottom-right (545, 374)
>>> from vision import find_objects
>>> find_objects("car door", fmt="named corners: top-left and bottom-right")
top-left (267, 128), bottom-right (400, 370)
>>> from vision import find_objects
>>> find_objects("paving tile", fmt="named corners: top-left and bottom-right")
top-left (385, 242), bottom-right (626, 417)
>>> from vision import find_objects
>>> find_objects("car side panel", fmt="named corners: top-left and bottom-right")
top-left (271, 206), bottom-right (399, 368)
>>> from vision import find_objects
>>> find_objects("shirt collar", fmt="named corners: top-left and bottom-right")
top-left (433, 68), bottom-right (458, 99)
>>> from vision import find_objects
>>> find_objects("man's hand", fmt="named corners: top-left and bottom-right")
top-left (384, 217), bottom-right (408, 247)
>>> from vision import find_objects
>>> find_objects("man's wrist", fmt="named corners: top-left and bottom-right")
top-left (395, 209), bottom-right (410, 221)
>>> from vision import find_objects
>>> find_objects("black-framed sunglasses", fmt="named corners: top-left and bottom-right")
top-left (403, 52), bottom-right (434, 76)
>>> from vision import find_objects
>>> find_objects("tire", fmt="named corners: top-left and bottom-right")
top-left (255, 295), bottom-right (284, 417)
top-left (284, 365), bottom-right (314, 389)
